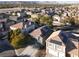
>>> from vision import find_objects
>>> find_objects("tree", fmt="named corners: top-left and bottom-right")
top-left (40, 15), bottom-right (53, 27)
top-left (31, 14), bottom-right (53, 27)
top-left (75, 19), bottom-right (79, 25)
top-left (11, 33), bottom-right (25, 49)
top-left (61, 16), bottom-right (75, 26)
top-left (69, 17), bottom-right (75, 25)
top-left (8, 29), bottom-right (25, 49)
top-left (8, 29), bottom-right (33, 49)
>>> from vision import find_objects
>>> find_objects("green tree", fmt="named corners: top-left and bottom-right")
top-left (61, 16), bottom-right (75, 26)
top-left (31, 14), bottom-right (53, 27)
top-left (40, 15), bottom-right (53, 27)
top-left (11, 33), bottom-right (25, 49)
top-left (75, 19), bottom-right (79, 25)
top-left (8, 29), bottom-right (33, 49)
top-left (69, 17), bottom-right (75, 25)
top-left (8, 29), bottom-right (25, 49)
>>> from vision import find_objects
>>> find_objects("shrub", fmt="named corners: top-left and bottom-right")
top-left (11, 33), bottom-right (25, 49)
top-left (8, 29), bottom-right (32, 49)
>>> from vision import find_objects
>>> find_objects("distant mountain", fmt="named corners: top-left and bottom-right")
top-left (0, 1), bottom-right (79, 4)
top-left (37, 1), bottom-right (57, 4)
top-left (37, 1), bottom-right (79, 4)
top-left (0, 1), bottom-right (37, 4)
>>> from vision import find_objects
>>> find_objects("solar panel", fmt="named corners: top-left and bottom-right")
top-left (60, 32), bottom-right (68, 44)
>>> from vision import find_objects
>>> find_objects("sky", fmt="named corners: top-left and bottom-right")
top-left (0, 0), bottom-right (79, 4)
top-left (0, 0), bottom-right (79, 2)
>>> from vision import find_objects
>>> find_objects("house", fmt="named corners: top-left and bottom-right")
top-left (31, 14), bottom-right (38, 19)
top-left (46, 30), bottom-right (79, 57)
top-left (10, 22), bottom-right (23, 30)
top-left (11, 11), bottom-right (21, 17)
top-left (15, 11), bottom-right (21, 17)
top-left (29, 26), bottom-right (53, 46)
top-left (66, 33), bottom-right (79, 57)
top-left (46, 30), bottom-right (66, 57)
top-left (0, 13), bottom-right (9, 19)
top-left (11, 12), bottom-right (16, 16)
top-left (6, 20), bottom-right (16, 30)
top-left (41, 9), bottom-right (46, 14)
top-left (17, 17), bottom-right (27, 22)
top-left (53, 15), bottom-right (61, 26)
top-left (0, 18), bottom-right (7, 31)
top-left (10, 21), bottom-right (37, 33)
top-left (23, 21), bottom-right (37, 33)
top-left (27, 11), bottom-right (32, 15)
top-left (9, 16), bottom-right (18, 21)
top-left (20, 9), bottom-right (27, 18)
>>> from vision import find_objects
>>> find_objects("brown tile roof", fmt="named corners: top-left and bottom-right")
top-left (46, 30), bottom-right (67, 46)
top-left (30, 26), bottom-right (52, 39)
top-left (10, 22), bottom-right (23, 30)
top-left (29, 26), bottom-right (44, 39)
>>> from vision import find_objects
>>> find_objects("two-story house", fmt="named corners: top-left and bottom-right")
top-left (46, 30), bottom-right (79, 57)
top-left (10, 21), bottom-right (37, 33)
top-left (52, 15), bottom-right (61, 26)
top-left (46, 30), bottom-right (66, 57)
top-left (29, 26), bottom-right (53, 47)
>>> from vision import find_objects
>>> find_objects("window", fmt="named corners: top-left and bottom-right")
top-left (48, 42), bottom-right (55, 50)
top-left (55, 44), bottom-right (62, 51)
top-left (50, 39), bottom-right (62, 45)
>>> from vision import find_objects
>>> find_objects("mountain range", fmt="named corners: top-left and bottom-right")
top-left (0, 1), bottom-right (79, 4)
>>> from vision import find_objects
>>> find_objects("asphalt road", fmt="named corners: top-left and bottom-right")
top-left (0, 8), bottom-right (20, 13)
top-left (0, 7), bottom-right (33, 13)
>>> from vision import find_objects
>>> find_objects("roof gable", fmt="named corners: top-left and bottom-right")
top-left (30, 26), bottom-right (52, 39)
top-left (47, 30), bottom-right (68, 46)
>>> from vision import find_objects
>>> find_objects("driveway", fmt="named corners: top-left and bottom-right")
top-left (20, 45), bottom-right (39, 57)
top-left (15, 42), bottom-right (46, 57)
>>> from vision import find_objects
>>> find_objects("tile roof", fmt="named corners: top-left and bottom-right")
top-left (47, 30), bottom-right (68, 46)
top-left (10, 22), bottom-right (23, 30)
top-left (0, 19), bottom-right (7, 22)
top-left (30, 26), bottom-right (52, 39)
